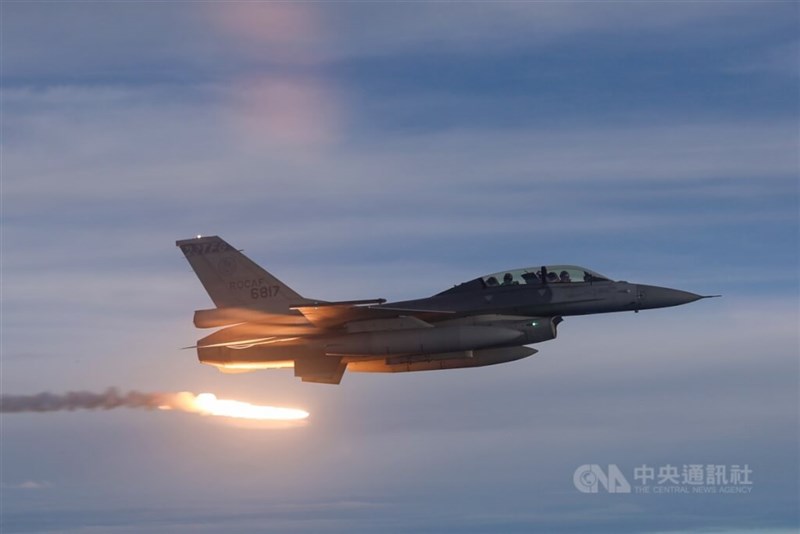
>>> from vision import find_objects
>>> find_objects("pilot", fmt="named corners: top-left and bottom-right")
top-left (559, 270), bottom-right (571, 283)
top-left (522, 271), bottom-right (540, 284)
top-left (547, 272), bottom-right (559, 283)
top-left (502, 273), bottom-right (516, 285)
top-left (486, 276), bottom-right (499, 287)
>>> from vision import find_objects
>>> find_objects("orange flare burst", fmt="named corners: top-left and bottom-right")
top-left (183, 393), bottom-right (309, 421)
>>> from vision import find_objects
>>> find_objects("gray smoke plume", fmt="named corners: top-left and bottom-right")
top-left (1, 388), bottom-right (177, 413)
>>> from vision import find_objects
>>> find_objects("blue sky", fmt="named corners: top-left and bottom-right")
top-left (2, 2), bottom-right (798, 533)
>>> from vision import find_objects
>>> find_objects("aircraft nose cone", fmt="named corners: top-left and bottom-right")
top-left (637, 285), bottom-right (704, 310)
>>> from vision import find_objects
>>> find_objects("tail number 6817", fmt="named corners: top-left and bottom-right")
top-left (251, 286), bottom-right (280, 299)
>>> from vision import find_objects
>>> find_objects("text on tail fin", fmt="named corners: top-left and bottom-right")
top-left (176, 235), bottom-right (307, 313)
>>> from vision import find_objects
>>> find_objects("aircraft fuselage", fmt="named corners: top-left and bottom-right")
top-left (177, 237), bottom-right (713, 384)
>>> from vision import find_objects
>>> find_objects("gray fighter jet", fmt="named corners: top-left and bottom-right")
top-left (177, 236), bottom-right (715, 384)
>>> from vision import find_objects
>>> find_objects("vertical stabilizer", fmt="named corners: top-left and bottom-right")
top-left (176, 236), bottom-right (307, 313)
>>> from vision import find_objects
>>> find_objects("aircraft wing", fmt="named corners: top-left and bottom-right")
top-left (192, 322), bottom-right (317, 349)
top-left (293, 303), bottom-right (454, 329)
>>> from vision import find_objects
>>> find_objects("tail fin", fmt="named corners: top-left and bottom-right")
top-left (176, 236), bottom-right (308, 313)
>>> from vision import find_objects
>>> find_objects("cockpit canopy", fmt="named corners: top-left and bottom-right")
top-left (437, 265), bottom-right (613, 295)
top-left (481, 265), bottom-right (611, 287)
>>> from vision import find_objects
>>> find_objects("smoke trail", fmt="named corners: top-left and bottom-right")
top-left (1, 388), bottom-right (177, 413)
top-left (0, 389), bottom-right (309, 421)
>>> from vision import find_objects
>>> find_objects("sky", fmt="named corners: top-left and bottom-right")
top-left (2, 2), bottom-right (798, 533)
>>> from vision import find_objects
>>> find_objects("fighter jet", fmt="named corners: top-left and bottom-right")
top-left (177, 236), bottom-right (715, 384)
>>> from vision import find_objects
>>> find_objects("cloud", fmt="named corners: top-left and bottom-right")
top-left (724, 39), bottom-right (800, 77)
top-left (4, 480), bottom-right (54, 490)
top-left (4, 2), bottom-right (794, 86)
top-left (5, 84), bottom-right (795, 205)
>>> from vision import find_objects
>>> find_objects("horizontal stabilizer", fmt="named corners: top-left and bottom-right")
top-left (193, 307), bottom-right (310, 329)
top-left (193, 322), bottom-right (315, 349)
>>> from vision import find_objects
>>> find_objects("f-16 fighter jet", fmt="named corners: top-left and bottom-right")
top-left (177, 236), bottom-right (715, 384)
